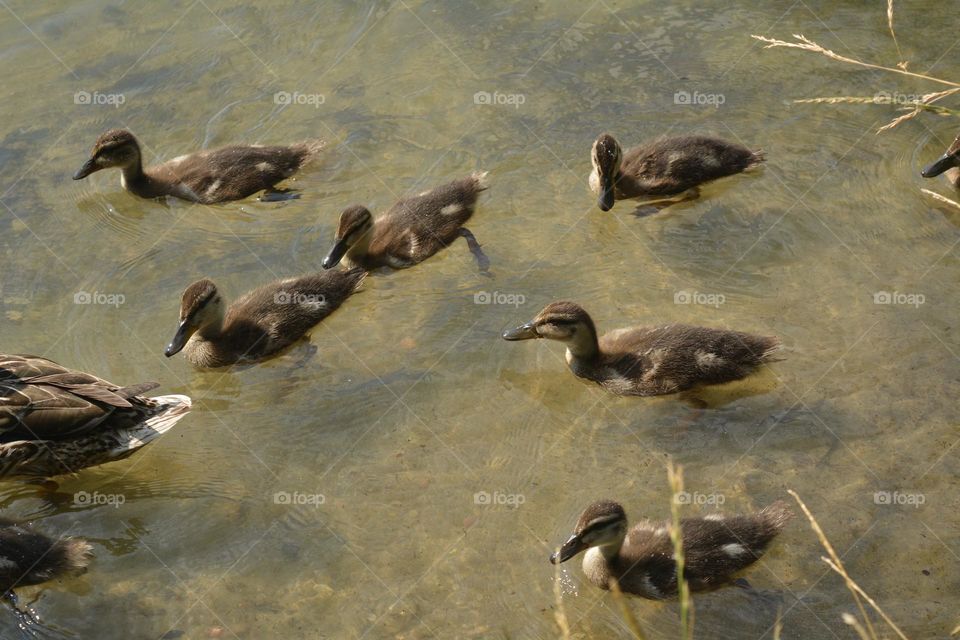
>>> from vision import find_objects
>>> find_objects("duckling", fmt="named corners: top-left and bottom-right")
top-left (73, 129), bottom-right (325, 203)
top-left (502, 301), bottom-right (780, 397)
top-left (164, 267), bottom-right (366, 368)
top-left (550, 500), bottom-right (792, 598)
top-left (0, 519), bottom-right (92, 592)
top-left (321, 172), bottom-right (491, 274)
top-left (0, 354), bottom-right (191, 478)
top-left (921, 133), bottom-right (960, 188)
top-left (590, 133), bottom-right (765, 211)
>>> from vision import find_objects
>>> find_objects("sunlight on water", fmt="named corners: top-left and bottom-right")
top-left (1, 0), bottom-right (958, 638)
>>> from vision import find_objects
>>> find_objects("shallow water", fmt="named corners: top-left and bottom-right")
top-left (1, 1), bottom-right (959, 638)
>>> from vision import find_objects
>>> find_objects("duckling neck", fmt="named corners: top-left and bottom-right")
top-left (119, 157), bottom-right (149, 193)
top-left (582, 540), bottom-right (625, 588)
top-left (344, 232), bottom-right (373, 265)
top-left (564, 327), bottom-right (600, 362)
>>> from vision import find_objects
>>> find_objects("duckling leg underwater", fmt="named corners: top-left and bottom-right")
top-left (458, 228), bottom-right (492, 277)
top-left (631, 187), bottom-right (701, 212)
top-left (258, 187), bottom-right (301, 202)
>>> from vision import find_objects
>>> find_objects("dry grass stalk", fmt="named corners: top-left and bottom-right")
top-left (668, 461), bottom-right (694, 640)
top-left (553, 559), bottom-right (572, 640)
top-left (886, 0), bottom-right (907, 70)
top-left (921, 189), bottom-right (960, 212)
top-left (752, 34), bottom-right (960, 88)
top-left (843, 612), bottom-right (875, 640)
top-left (608, 579), bottom-right (649, 640)
top-left (788, 490), bottom-right (909, 640)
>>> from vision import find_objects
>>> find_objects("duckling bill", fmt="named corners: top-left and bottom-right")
top-left (0, 354), bottom-right (191, 478)
top-left (73, 129), bottom-right (324, 203)
top-left (321, 172), bottom-right (491, 274)
top-left (0, 519), bottom-right (92, 592)
top-left (590, 133), bottom-right (765, 211)
top-left (503, 301), bottom-right (780, 396)
top-left (921, 133), bottom-right (960, 188)
top-left (165, 268), bottom-right (365, 368)
top-left (550, 500), bottom-right (792, 598)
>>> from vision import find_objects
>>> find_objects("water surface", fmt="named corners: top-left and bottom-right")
top-left (1, 1), bottom-right (958, 638)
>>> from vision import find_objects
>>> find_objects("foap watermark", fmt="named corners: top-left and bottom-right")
top-left (873, 91), bottom-right (924, 106)
top-left (473, 90), bottom-right (526, 109)
top-left (274, 291), bottom-right (326, 308)
top-left (274, 91), bottom-right (325, 108)
top-left (873, 291), bottom-right (925, 308)
top-left (674, 290), bottom-right (725, 308)
top-left (74, 490), bottom-right (125, 508)
top-left (874, 490), bottom-right (925, 508)
top-left (273, 491), bottom-right (326, 507)
top-left (74, 90), bottom-right (126, 108)
top-left (74, 291), bottom-right (125, 307)
top-left (474, 291), bottom-right (525, 307)
top-left (474, 490), bottom-right (525, 508)
top-left (674, 90), bottom-right (725, 108)
top-left (674, 491), bottom-right (726, 506)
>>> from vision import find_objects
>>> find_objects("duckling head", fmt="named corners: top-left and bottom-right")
top-left (73, 129), bottom-right (141, 180)
top-left (591, 133), bottom-right (623, 211)
top-left (550, 500), bottom-right (628, 564)
top-left (502, 301), bottom-right (597, 347)
top-left (922, 133), bottom-right (960, 178)
top-left (165, 279), bottom-right (225, 357)
top-left (322, 205), bottom-right (374, 269)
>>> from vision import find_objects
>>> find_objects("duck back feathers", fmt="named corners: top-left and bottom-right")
top-left (0, 355), bottom-right (192, 478)
top-left (619, 135), bottom-right (764, 198)
top-left (0, 520), bottom-right (92, 590)
top-left (364, 172), bottom-right (489, 268)
top-left (594, 324), bottom-right (781, 396)
top-left (184, 267), bottom-right (366, 367)
top-left (593, 501), bottom-right (792, 598)
top-left (156, 139), bottom-right (325, 203)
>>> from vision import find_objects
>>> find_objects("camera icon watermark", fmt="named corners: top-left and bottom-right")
top-left (273, 491), bottom-right (326, 507)
top-left (673, 491), bottom-right (725, 506)
top-left (473, 90), bottom-right (526, 109)
top-left (873, 91), bottom-right (924, 105)
top-left (74, 90), bottom-right (126, 108)
top-left (674, 290), bottom-right (725, 308)
top-left (473, 291), bottom-right (526, 307)
top-left (873, 291), bottom-right (924, 308)
top-left (274, 91), bottom-right (325, 108)
top-left (673, 90), bottom-right (725, 108)
top-left (74, 490), bottom-right (126, 508)
top-left (73, 291), bottom-right (125, 307)
top-left (274, 291), bottom-right (326, 309)
top-left (874, 491), bottom-right (925, 508)
top-left (473, 490), bottom-right (525, 508)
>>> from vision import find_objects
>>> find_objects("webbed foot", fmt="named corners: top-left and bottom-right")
top-left (459, 228), bottom-right (493, 277)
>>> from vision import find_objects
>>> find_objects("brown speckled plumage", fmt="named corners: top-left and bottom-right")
top-left (503, 301), bottom-right (780, 396)
top-left (167, 268), bottom-right (366, 368)
top-left (0, 518), bottom-right (92, 590)
top-left (323, 172), bottom-right (488, 270)
top-left (553, 500), bottom-right (792, 599)
top-left (590, 133), bottom-right (764, 210)
top-left (0, 355), bottom-right (191, 478)
top-left (73, 129), bottom-right (324, 203)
